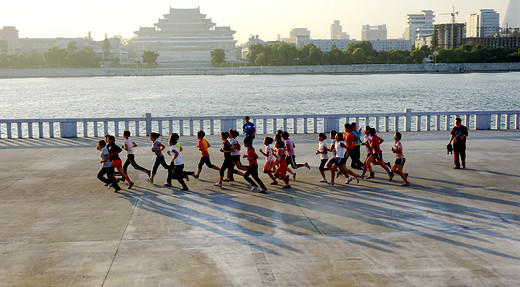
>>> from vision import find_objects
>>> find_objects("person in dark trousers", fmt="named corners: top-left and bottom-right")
top-left (146, 132), bottom-right (169, 184)
top-left (122, 130), bottom-right (151, 177)
top-left (96, 140), bottom-right (121, 192)
top-left (165, 133), bottom-right (189, 191)
top-left (242, 137), bottom-right (267, 193)
top-left (449, 117), bottom-right (469, 169)
top-left (350, 122), bottom-right (364, 169)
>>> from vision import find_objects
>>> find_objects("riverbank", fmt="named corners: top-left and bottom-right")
top-left (1, 62), bottom-right (520, 78)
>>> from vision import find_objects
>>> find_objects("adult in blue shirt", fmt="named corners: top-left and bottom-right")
top-left (243, 116), bottom-right (256, 140)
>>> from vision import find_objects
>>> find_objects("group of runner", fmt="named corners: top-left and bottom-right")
top-left (96, 116), bottom-right (410, 193)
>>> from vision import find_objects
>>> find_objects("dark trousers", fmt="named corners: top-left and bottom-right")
top-left (244, 164), bottom-right (266, 189)
top-left (167, 164), bottom-right (188, 189)
top-left (123, 154), bottom-right (150, 175)
top-left (152, 156), bottom-right (169, 174)
top-left (97, 167), bottom-right (120, 190)
top-left (220, 157), bottom-right (234, 177)
top-left (351, 145), bottom-right (363, 169)
top-left (454, 143), bottom-right (466, 167)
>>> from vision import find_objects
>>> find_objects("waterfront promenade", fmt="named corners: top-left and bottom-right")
top-left (0, 130), bottom-right (519, 286)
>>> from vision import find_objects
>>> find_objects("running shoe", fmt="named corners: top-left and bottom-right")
top-left (270, 181), bottom-right (278, 185)
top-left (145, 178), bottom-right (153, 184)
top-left (305, 162), bottom-right (310, 169)
top-left (128, 182), bottom-right (134, 189)
top-left (389, 172), bottom-right (394, 181)
top-left (401, 182), bottom-right (410, 186)
top-left (214, 182), bottom-right (222, 187)
top-left (320, 178), bottom-right (327, 183)
top-left (250, 186), bottom-right (257, 192)
top-left (282, 185), bottom-right (291, 189)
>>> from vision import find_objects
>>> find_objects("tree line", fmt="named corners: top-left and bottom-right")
top-left (211, 41), bottom-right (520, 67)
top-left (0, 40), bottom-right (159, 69)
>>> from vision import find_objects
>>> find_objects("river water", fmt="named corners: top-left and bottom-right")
top-left (1, 73), bottom-right (519, 119)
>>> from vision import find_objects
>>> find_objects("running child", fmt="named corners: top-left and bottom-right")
top-left (282, 131), bottom-right (310, 181)
top-left (146, 132), bottom-right (169, 184)
top-left (330, 133), bottom-right (359, 185)
top-left (361, 126), bottom-right (374, 179)
top-left (274, 140), bottom-right (291, 189)
top-left (360, 128), bottom-right (393, 180)
top-left (194, 130), bottom-right (220, 179)
top-left (165, 133), bottom-right (189, 191)
top-left (106, 135), bottom-right (134, 189)
top-left (316, 133), bottom-right (329, 183)
top-left (242, 138), bottom-right (267, 193)
top-left (226, 129), bottom-right (246, 181)
top-left (214, 131), bottom-right (236, 187)
top-left (326, 130), bottom-right (338, 171)
top-left (390, 132), bottom-right (410, 186)
top-left (122, 130), bottom-right (151, 177)
top-left (96, 140), bottom-right (121, 192)
top-left (258, 136), bottom-right (277, 185)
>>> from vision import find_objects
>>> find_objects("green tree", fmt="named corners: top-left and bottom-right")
top-left (276, 42), bottom-right (298, 65)
top-left (27, 52), bottom-right (44, 68)
top-left (246, 43), bottom-right (264, 64)
top-left (66, 41), bottom-right (77, 54)
top-left (254, 53), bottom-right (268, 66)
top-left (410, 50), bottom-right (425, 63)
top-left (43, 47), bottom-right (68, 68)
top-left (298, 44), bottom-right (322, 65)
top-left (67, 48), bottom-right (100, 68)
top-left (0, 53), bottom-right (9, 68)
top-left (325, 45), bottom-right (343, 65)
top-left (102, 37), bottom-right (111, 60)
top-left (210, 49), bottom-right (226, 67)
top-left (352, 48), bottom-right (366, 64)
top-left (142, 50), bottom-right (159, 67)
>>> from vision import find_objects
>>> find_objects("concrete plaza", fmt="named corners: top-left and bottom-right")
top-left (0, 130), bottom-right (519, 287)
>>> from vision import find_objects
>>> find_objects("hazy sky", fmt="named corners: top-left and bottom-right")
top-left (1, 0), bottom-right (511, 44)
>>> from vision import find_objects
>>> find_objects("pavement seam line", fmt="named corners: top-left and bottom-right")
top-left (101, 194), bottom-right (141, 287)
top-left (289, 191), bottom-right (324, 236)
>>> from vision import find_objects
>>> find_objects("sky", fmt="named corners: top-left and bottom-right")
top-left (0, 0), bottom-right (512, 44)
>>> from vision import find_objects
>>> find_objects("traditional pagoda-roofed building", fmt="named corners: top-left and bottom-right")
top-left (133, 7), bottom-right (237, 67)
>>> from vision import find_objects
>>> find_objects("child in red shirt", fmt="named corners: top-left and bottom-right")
top-left (242, 138), bottom-right (267, 193)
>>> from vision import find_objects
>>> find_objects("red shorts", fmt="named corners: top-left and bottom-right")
top-left (264, 161), bottom-right (275, 172)
top-left (111, 160), bottom-right (122, 168)
top-left (275, 161), bottom-right (287, 177)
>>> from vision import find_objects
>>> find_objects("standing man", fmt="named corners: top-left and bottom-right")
top-left (449, 117), bottom-right (469, 169)
top-left (243, 116), bottom-right (256, 141)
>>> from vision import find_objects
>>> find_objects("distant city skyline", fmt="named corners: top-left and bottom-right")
top-left (0, 0), bottom-right (512, 43)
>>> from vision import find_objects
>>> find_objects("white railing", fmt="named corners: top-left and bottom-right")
top-left (0, 109), bottom-right (519, 139)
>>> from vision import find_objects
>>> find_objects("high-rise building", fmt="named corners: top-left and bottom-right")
top-left (503, 0), bottom-right (520, 28)
top-left (290, 28), bottom-right (311, 38)
top-left (466, 9), bottom-right (500, 38)
top-left (331, 21), bottom-right (349, 40)
top-left (432, 23), bottom-right (466, 49)
top-left (132, 7), bottom-right (237, 66)
top-left (285, 28), bottom-right (311, 44)
top-left (404, 10), bottom-right (435, 41)
top-left (0, 26), bottom-right (20, 54)
top-left (361, 24), bottom-right (387, 41)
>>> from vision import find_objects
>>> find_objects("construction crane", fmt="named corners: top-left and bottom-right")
top-left (439, 6), bottom-right (459, 49)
